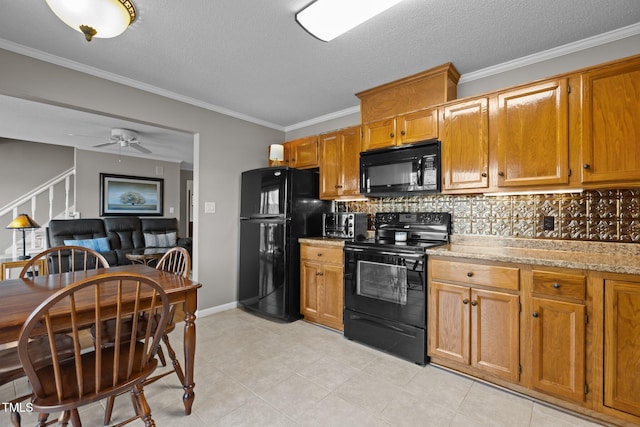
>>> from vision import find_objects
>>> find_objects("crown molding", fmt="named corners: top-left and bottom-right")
top-left (0, 39), bottom-right (285, 131)
top-left (459, 22), bottom-right (640, 84)
top-left (284, 105), bottom-right (360, 132)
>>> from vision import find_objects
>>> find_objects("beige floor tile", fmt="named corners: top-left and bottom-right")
top-left (211, 395), bottom-right (297, 427)
top-left (334, 370), bottom-right (406, 415)
top-left (297, 354), bottom-right (362, 391)
top-left (530, 403), bottom-right (607, 427)
top-left (360, 351), bottom-right (423, 387)
top-left (404, 364), bottom-right (474, 409)
top-left (457, 381), bottom-right (534, 427)
top-left (381, 388), bottom-right (458, 427)
top-left (258, 373), bottom-right (331, 420)
top-left (298, 394), bottom-right (392, 427)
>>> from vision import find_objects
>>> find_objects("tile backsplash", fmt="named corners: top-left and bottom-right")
top-left (337, 189), bottom-right (640, 243)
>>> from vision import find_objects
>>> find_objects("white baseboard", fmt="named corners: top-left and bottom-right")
top-left (196, 301), bottom-right (239, 318)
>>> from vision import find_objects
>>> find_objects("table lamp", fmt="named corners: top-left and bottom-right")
top-left (6, 214), bottom-right (40, 260)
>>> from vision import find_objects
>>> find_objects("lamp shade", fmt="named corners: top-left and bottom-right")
top-left (6, 214), bottom-right (40, 230)
top-left (269, 144), bottom-right (285, 161)
top-left (45, 0), bottom-right (137, 41)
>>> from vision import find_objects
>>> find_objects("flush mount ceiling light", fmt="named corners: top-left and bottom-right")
top-left (45, 0), bottom-right (136, 42)
top-left (296, 0), bottom-right (404, 42)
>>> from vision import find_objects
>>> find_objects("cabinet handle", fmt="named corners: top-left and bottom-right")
top-left (316, 272), bottom-right (323, 276)
top-left (400, 130), bottom-right (406, 136)
top-left (583, 164), bottom-right (591, 169)
top-left (532, 312), bottom-right (539, 318)
top-left (498, 171), bottom-right (505, 177)
top-left (470, 300), bottom-right (478, 306)
top-left (466, 272), bottom-right (474, 277)
top-left (462, 298), bottom-right (469, 305)
top-left (481, 172), bottom-right (487, 177)
top-left (316, 253), bottom-right (322, 257)
top-left (390, 133), bottom-right (395, 138)
top-left (336, 185), bottom-right (343, 189)
top-left (553, 283), bottom-right (560, 289)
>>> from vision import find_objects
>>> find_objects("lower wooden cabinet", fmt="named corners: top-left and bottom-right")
top-left (428, 258), bottom-right (520, 382)
top-left (300, 242), bottom-right (344, 331)
top-left (529, 268), bottom-right (587, 403)
top-left (603, 279), bottom-right (640, 418)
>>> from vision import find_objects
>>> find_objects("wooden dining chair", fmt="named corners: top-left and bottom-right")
top-left (103, 246), bottom-right (191, 425)
top-left (19, 245), bottom-right (110, 278)
top-left (17, 272), bottom-right (170, 427)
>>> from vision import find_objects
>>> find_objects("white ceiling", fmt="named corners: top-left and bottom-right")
top-left (0, 0), bottom-right (639, 165)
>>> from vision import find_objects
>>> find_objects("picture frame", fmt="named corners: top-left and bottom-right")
top-left (99, 173), bottom-right (164, 216)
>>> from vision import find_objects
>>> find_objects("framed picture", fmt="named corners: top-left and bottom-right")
top-left (100, 173), bottom-right (164, 216)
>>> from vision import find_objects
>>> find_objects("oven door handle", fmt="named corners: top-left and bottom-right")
top-left (344, 246), bottom-right (425, 259)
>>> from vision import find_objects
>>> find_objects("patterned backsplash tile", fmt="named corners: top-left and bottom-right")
top-left (337, 189), bottom-right (640, 243)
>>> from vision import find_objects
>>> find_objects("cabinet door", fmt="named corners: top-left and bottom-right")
top-left (362, 118), bottom-right (396, 151)
top-left (339, 126), bottom-right (362, 197)
top-left (531, 297), bottom-right (586, 402)
top-left (319, 132), bottom-right (340, 199)
top-left (471, 288), bottom-right (520, 381)
top-left (442, 98), bottom-right (489, 190)
top-left (428, 282), bottom-right (470, 364)
top-left (319, 264), bottom-right (344, 331)
top-left (604, 280), bottom-right (640, 417)
top-left (289, 136), bottom-right (318, 169)
top-left (581, 61), bottom-right (640, 184)
top-left (497, 79), bottom-right (569, 187)
top-left (300, 260), bottom-right (321, 317)
top-left (397, 109), bottom-right (438, 145)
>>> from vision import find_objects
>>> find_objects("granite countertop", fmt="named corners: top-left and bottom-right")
top-left (425, 235), bottom-right (640, 275)
top-left (298, 237), bottom-right (346, 247)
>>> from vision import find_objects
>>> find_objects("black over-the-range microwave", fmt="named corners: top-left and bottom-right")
top-left (360, 139), bottom-right (441, 197)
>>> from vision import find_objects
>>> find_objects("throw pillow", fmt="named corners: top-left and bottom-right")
top-left (144, 232), bottom-right (177, 248)
top-left (63, 237), bottom-right (111, 253)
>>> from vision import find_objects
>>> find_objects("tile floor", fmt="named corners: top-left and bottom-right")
top-left (0, 308), bottom-right (609, 426)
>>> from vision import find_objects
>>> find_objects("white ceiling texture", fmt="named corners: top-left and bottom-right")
top-left (0, 0), bottom-right (639, 167)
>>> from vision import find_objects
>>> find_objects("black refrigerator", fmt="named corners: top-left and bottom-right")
top-left (238, 167), bottom-right (331, 321)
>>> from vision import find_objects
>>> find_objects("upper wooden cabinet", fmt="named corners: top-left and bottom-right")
top-left (496, 79), bottom-right (570, 187)
top-left (362, 108), bottom-right (438, 151)
top-left (580, 58), bottom-right (640, 185)
top-left (441, 97), bottom-right (489, 190)
top-left (357, 63), bottom-right (459, 124)
top-left (319, 126), bottom-right (362, 200)
top-left (270, 136), bottom-right (319, 169)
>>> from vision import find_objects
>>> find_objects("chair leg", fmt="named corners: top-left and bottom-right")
top-left (9, 410), bottom-right (20, 427)
top-left (68, 409), bottom-right (81, 427)
top-left (103, 396), bottom-right (116, 425)
top-left (156, 345), bottom-right (167, 367)
top-left (36, 412), bottom-right (49, 426)
top-left (58, 410), bottom-right (71, 426)
top-left (161, 333), bottom-right (185, 384)
top-left (131, 384), bottom-right (155, 427)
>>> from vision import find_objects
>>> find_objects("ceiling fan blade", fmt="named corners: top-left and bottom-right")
top-left (130, 143), bottom-right (152, 154)
top-left (93, 141), bottom-right (116, 148)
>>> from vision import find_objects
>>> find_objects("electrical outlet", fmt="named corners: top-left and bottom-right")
top-left (543, 216), bottom-right (555, 231)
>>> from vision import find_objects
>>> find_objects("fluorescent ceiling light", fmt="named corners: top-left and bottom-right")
top-left (296, 0), bottom-right (405, 42)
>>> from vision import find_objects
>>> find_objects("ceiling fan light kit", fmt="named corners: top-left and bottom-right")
top-left (45, 0), bottom-right (136, 42)
top-left (93, 128), bottom-right (152, 154)
top-left (296, 0), bottom-right (404, 42)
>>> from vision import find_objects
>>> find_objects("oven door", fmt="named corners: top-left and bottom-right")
top-left (344, 245), bottom-right (426, 328)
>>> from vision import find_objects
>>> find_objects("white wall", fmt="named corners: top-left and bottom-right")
top-left (74, 149), bottom-right (181, 219)
top-left (0, 139), bottom-right (73, 206)
top-left (0, 48), bottom-right (284, 313)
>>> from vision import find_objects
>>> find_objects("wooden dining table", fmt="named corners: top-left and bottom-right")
top-left (0, 263), bottom-right (202, 416)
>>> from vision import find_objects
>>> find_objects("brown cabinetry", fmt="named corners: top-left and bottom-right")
top-left (528, 269), bottom-right (587, 403)
top-left (271, 136), bottom-right (319, 169)
top-left (319, 126), bottom-right (362, 199)
top-left (495, 79), bottom-right (570, 187)
top-left (603, 279), bottom-right (640, 417)
top-left (428, 258), bottom-right (520, 382)
top-left (362, 108), bottom-right (438, 151)
top-left (580, 58), bottom-right (640, 185)
top-left (300, 243), bottom-right (344, 331)
top-left (441, 97), bottom-right (489, 190)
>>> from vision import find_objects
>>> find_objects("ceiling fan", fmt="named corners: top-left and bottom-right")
top-left (92, 128), bottom-right (152, 154)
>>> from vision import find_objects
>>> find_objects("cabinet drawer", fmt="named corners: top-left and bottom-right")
top-left (430, 259), bottom-right (519, 291)
top-left (301, 245), bottom-right (343, 264)
top-left (532, 270), bottom-right (585, 300)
